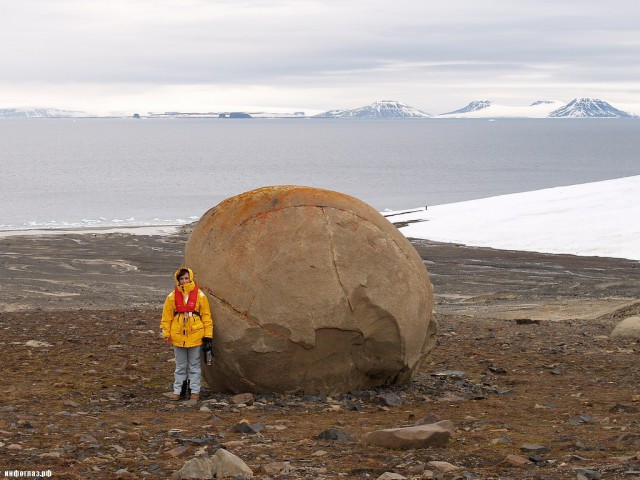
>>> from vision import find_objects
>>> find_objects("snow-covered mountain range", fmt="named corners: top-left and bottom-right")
top-left (2, 98), bottom-right (637, 119)
top-left (436, 98), bottom-right (635, 118)
top-left (315, 98), bottom-right (635, 119)
top-left (313, 100), bottom-right (431, 118)
top-left (0, 108), bottom-right (88, 118)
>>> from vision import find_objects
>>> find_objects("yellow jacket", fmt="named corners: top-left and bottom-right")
top-left (160, 268), bottom-right (213, 348)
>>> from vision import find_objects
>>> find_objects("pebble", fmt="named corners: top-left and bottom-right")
top-left (376, 473), bottom-right (407, 480)
top-left (232, 421), bottom-right (264, 434)
top-left (230, 393), bottom-right (254, 405)
top-left (125, 431), bottom-right (141, 441)
top-left (378, 393), bottom-right (402, 406)
top-left (262, 461), bottom-right (291, 475)
top-left (166, 445), bottom-right (189, 457)
top-left (316, 428), bottom-right (356, 442)
top-left (576, 469), bottom-right (601, 479)
top-left (490, 436), bottom-right (511, 444)
top-left (427, 461), bottom-right (461, 472)
top-left (503, 454), bottom-right (530, 466)
top-left (569, 414), bottom-right (594, 425)
top-left (38, 451), bottom-right (62, 458)
top-left (520, 443), bottom-right (550, 454)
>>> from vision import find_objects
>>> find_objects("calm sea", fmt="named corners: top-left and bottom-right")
top-left (1, 117), bottom-right (639, 230)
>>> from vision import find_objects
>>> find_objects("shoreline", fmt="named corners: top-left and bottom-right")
top-left (0, 223), bottom-right (184, 238)
top-left (1, 219), bottom-right (638, 263)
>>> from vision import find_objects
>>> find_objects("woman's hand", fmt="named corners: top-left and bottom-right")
top-left (164, 337), bottom-right (171, 345)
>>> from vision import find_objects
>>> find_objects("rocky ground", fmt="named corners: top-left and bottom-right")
top-left (1, 230), bottom-right (639, 479)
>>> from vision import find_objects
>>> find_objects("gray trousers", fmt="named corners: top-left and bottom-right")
top-left (173, 345), bottom-right (201, 394)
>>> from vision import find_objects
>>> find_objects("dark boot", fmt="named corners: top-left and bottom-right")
top-left (179, 379), bottom-right (191, 398)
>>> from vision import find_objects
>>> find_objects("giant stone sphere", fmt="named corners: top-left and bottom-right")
top-left (185, 186), bottom-right (436, 394)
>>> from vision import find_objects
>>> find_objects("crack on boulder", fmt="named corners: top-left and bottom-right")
top-left (321, 206), bottom-right (354, 312)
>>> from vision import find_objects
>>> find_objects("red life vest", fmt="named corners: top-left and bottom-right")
top-left (174, 286), bottom-right (199, 314)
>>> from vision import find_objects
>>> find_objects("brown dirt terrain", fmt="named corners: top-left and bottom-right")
top-left (1, 230), bottom-right (639, 479)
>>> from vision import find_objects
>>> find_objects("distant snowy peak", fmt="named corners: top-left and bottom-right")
top-left (442, 100), bottom-right (491, 115)
top-left (315, 100), bottom-right (431, 118)
top-left (549, 98), bottom-right (633, 118)
top-left (0, 108), bottom-right (87, 118)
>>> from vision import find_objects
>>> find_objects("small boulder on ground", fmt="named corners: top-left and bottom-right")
top-left (361, 420), bottom-right (454, 449)
top-left (611, 316), bottom-right (640, 339)
top-left (173, 457), bottom-right (213, 479)
top-left (211, 448), bottom-right (253, 478)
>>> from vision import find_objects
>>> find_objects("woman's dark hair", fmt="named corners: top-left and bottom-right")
top-left (177, 268), bottom-right (190, 280)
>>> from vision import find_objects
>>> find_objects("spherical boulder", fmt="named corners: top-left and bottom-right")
top-left (185, 185), bottom-right (436, 394)
top-left (611, 316), bottom-right (640, 339)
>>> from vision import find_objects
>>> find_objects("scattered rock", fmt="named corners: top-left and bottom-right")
top-left (432, 370), bottom-right (465, 377)
top-left (25, 340), bottom-right (53, 347)
top-left (576, 469), bottom-right (602, 480)
top-left (413, 413), bottom-right (441, 426)
top-left (520, 443), bottom-right (550, 454)
top-left (232, 421), bottom-right (264, 434)
top-left (378, 392), bottom-right (402, 406)
top-left (529, 453), bottom-right (545, 463)
top-left (316, 429), bottom-right (356, 442)
top-left (488, 366), bottom-right (507, 374)
top-left (611, 403), bottom-right (639, 413)
top-left (515, 319), bottom-right (540, 325)
top-left (362, 421), bottom-right (453, 449)
top-left (173, 457), bottom-right (213, 480)
top-left (261, 461), bottom-right (291, 476)
top-left (38, 451), bottom-right (62, 458)
top-left (427, 461), bottom-right (461, 472)
top-left (125, 431), bottom-right (141, 441)
top-left (211, 448), bottom-right (253, 478)
top-left (376, 473), bottom-right (407, 480)
top-left (230, 393), bottom-right (254, 405)
top-left (502, 454), bottom-right (531, 467)
top-left (167, 445), bottom-right (189, 458)
top-left (490, 436), bottom-right (511, 445)
top-left (568, 414), bottom-right (594, 425)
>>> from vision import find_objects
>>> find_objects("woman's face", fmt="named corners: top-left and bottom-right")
top-left (178, 272), bottom-right (191, 285)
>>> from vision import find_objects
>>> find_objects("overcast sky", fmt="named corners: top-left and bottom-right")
top-left (1, 0), bottom-right (639, 115)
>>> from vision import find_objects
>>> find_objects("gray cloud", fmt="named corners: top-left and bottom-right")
top-left (1, 0), bottom-right (639, 112)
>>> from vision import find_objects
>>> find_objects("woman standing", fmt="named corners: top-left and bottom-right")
top-left (160, 267), bottom-right (213, 401)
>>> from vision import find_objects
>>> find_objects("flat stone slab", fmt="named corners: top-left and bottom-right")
top-left (362, 420), bottom-right (454, 449)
